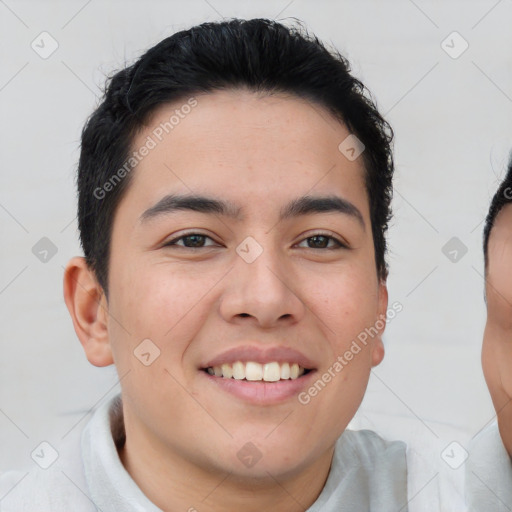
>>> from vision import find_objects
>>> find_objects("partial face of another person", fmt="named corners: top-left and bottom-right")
top-left (87, 89), bottom-right (387, 478)
top-left (484, 203), bottom-right (512, 330)
top-left (483, 203), bottom-right (512, 430)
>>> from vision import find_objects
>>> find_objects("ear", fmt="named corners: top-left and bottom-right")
top-left (371, 279), bottom-right (388, 368)
top-left (63, 256), bottom-right (113, 367)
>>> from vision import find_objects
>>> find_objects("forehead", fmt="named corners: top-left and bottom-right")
top-left (486, 203), bottom-right (512, 296)
top-left (121, 89), bottom-right (369, 222)
top-left (489, 203), bottom-right (512, 243)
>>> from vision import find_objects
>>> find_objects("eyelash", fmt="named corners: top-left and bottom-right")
top-left (163, 231), bottom-right (348, 250)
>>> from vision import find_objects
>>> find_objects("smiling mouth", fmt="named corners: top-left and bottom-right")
top-left (202, 361), bottom-right (312, 382)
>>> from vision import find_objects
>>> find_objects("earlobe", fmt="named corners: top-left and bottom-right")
top-left (371, 339), bottom-right (385, 367)
top-left (371, 279), bottom-right (388, 368)
top-left (63, 257), bottom-right (114, 367)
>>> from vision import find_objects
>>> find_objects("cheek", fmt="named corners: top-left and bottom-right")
top-left (109, 264), bottom-right (216, 362)
top-left (491, 245), bottom-right (512, 289)
top-left (126, 261), bottom-right (194, 314)
top-left (306, 266), bottom-right (379, 340)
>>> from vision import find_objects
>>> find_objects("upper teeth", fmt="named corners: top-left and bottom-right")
top-left (206, 362), bottom-right (306, 381)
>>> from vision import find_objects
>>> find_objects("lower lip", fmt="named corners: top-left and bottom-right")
top-left (199, 369), bottom-right (317, 405)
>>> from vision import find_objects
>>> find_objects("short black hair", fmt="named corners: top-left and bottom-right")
top-left (76, 18), bottom-right (394, 298)
top-left (483, 155), bottom-right (512, 269)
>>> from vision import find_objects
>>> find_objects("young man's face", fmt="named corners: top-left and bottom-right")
top-left (79, 90), bottom-right (387, 478)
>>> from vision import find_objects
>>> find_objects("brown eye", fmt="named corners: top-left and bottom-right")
top-left (181, 235), bottom-right (207, 247)
top-left (164, 233), bottom-right (217, 248)
top-left (297, 233), bottom-right (347, 250)
top-left (307, 235), bottom-right (330, 249)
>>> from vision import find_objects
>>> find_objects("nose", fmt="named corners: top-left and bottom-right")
top-left (219, 240), bottom-right (306, 329)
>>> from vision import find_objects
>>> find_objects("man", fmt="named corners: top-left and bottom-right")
top-left (466, 160), bottom-right (512, 510)
top-left (1, 18), bottom-right (423, 511)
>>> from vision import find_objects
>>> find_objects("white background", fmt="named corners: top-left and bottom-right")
top-left (1, 0), bottom-right (511, 484)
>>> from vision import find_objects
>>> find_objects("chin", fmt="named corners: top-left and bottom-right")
top-left (225, 454), bottom-right (311, 482)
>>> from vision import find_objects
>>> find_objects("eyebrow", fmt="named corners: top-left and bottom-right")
top-left (139, 193), bottom-right (365, 229)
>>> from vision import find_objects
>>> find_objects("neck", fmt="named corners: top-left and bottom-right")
top-left (118, 423), bottom-right (334, 512)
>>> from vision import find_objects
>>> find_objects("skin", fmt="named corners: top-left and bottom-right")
top-left (482, 203), bottom-right (512, 456)
top-left (63, 89), bottom-right (387, 511)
